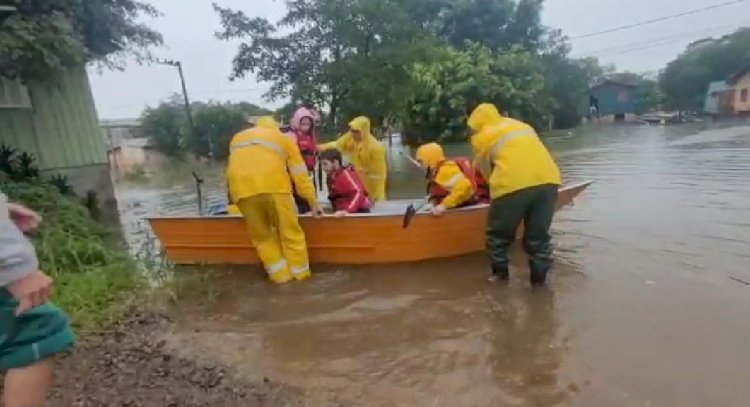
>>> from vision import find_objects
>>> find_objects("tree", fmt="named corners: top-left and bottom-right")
top-left (141, 97), bottom-right (185, 157)
top-left (141, 98), bottom-right (266, 159)
top-left (0, 0), bottom-right (162, 80)
top-left (214, 0), bottom-right (442, 130)
top-left (189, 104), bottom-right (249, 159)
top-left (659, 27), bottom-right (750, 111)
top-left (404, 43), bottom-right (546, 143)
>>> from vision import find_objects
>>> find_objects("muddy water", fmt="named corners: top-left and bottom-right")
top-left (119, 124), bottom-right (750, 406)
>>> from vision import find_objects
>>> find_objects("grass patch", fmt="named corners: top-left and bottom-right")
top-left (2, 174), bottom-right (146, 333)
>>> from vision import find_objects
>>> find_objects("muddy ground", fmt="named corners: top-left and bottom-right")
top-left (46, 312), bottom-right (323, 407)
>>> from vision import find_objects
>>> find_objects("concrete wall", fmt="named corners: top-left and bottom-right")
top-left (0, 68), bottom-right (116, 217)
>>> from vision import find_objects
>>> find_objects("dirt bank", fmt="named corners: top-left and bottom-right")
top-left (46, 312), bottom-right (311, 407)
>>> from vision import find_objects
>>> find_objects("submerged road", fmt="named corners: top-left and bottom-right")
top-left (119, 123), bottom-right (750, 406)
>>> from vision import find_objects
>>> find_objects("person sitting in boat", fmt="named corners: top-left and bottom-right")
top-left (468, 103), bottom-right (560, 287)
top-left (319, 148), bottom-right (371, 217)
top-left (317, 116), bottom-right (387, 202)
top-left (415, 142), bottom-right (489, 216)
top-left (286, 107), bottom-right (320, 213)
top-left (227, 116), bottom-right (323, 284)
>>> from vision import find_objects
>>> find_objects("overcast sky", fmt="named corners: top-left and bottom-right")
top-left (90, 0), bottom-right (750, 119)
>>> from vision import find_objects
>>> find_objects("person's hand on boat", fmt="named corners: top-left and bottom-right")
top-left (334, 210), bottom-right (348, 218)
top-left (431, 204), bottom-right (446, 217)
top-left (310, 204), bottom-right (325, 218)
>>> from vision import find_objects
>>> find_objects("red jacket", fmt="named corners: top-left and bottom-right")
top-left (293, 129), bottom-right (317, 171)
top-left (427, 157), bottom-right (491, 205)
top-left (327, 165), bottom-right (371, 213)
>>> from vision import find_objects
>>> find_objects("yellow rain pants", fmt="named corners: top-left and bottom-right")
top-left (237, 194), bottom-right (311, 283)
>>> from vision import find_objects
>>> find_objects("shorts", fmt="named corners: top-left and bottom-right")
top-left (0, 288), bottom-right (75, 370)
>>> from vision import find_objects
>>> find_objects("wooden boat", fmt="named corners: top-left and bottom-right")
top-left (147, 181), bottom-right (592, 265)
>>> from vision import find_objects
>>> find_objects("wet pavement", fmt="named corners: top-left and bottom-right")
top-left (119, 123), bottom-right (750, 406)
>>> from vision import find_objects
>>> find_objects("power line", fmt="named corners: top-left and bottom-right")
top-left (570, 0), bottom-right (748, 40)
top-left (575, 23), bottom-right (745, 58)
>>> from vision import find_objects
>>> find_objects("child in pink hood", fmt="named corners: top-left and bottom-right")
top-left (286, 107), bottom-right (320, 213)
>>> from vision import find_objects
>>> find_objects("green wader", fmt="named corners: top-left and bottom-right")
top-left (486, 184), bottom-right (558, 286)
top-left (0, 289), bottom-right (75, 371)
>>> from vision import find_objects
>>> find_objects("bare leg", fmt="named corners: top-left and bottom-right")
top-left (3, 360), bottom-right (52, 407)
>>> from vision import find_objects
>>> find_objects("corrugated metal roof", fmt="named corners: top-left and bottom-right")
top-left (101, 118), bottom-right (141, 128)
top-left (707, 80), bottom-right (731, 94)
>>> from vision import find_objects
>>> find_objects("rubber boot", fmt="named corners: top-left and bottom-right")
top-left (294, 270), bottom-right (312, 282)
top-left (488, 264), bottom-right (509, 283)
top-left (529, 264), bottom-right (548, 287)
top-left (269, 269), bottom-right (293, 285)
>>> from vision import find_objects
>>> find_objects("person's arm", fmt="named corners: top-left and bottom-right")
top-left (342, 170), bottom-right (367, 214)
top-left (283, 137), bottom-right (318, 211)
top-left (316, 133), bottom-right (346, 152)
top-left (434, 165), bottom-right (473, 209)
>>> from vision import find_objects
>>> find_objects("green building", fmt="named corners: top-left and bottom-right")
top-left (0, 67), bottom-right (116, 213)
top-left (583, 80), bottom-right (638, 122)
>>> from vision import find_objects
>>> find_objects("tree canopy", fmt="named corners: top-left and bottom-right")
top-left (659, 28), bottom-right (750, 111)
top-left (0, 0), bottom-right (162, 80)
top-left (215, 0), bottom-right (606, 141)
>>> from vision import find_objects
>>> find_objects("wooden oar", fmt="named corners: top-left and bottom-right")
top-left (192, 171), bottom-right (204, 216)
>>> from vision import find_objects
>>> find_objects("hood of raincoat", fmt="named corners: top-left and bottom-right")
top-left (415, 143), bottom-right (445, 168)
top-left (467, 103), bottom-right (503, 133)
top-left (348, 116), bottom-right (372, 138)
top-left (290, 107), bottom-right (318, 130)
top-left (256, 116), bottom-right (279, 130)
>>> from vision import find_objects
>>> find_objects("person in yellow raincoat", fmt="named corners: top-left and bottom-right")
top-left (468, 103), bottom-right (561, 287)
top-left (227, 116), bottom-right (323, 284)
top-left (415, 143), bottom-right (478, 216)
top-left (317, 116), bottom-right (387, 201)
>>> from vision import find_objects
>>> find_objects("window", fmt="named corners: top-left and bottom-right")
top-left (741, 88), bottom-right (749, 103)
top-left (0, 77), bottom-right (32, 109)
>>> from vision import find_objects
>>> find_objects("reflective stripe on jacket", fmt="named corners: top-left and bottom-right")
top-left (327, 166), bottom-right (371, 213)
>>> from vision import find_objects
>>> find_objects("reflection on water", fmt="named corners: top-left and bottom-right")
top-left (120, 123), bottom-right (750, 406)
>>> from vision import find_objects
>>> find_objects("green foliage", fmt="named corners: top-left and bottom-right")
top-left (216, 0), bottom-right (610, 137)
top-left (140, 98), bottom-right (266, 159)
top-left (659, 28), bottom-right (750, 111)
top-left (0, 0), bottom-right (162, 80)
top-left (49, 174), bottom-right (74, 195)
top-left (404, 44), bottom-right (546, 143)
top-left (189, 103), bottom-right (249, 159)
top-left (141, 96), bottom-right (186, 157)
top-left (214, 0), bottom-right (444, 129)
top-left (0, 143), bottom-right (143, 330)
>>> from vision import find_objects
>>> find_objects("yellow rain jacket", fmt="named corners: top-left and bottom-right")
top-left (317, 116), bottom-right (387, 201)
top-left (468, 104), bottom-right (560, 199)
top-left (226, 119), bottom-right (317, 207)
top-left (226, 116), bottom-right (316, 284)
top-left (415, 143), bottom-right (474, 209)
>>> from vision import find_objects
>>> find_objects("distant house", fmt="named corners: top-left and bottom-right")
top-left (583, 80), bottom-right (638, 122)
top-left (704, 80), bottom-right (734, 115)
top-left (727, 65), bottom-right (750, 115)
top-left (101, 118), bottom-right (143, 149)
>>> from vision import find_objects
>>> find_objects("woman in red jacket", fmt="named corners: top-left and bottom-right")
top-left (320, 149), bottom-right (371, 217)
top-left (285, 107), bottom-right (320, 213)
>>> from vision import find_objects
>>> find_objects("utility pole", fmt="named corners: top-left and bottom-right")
top-left (157, 59), bottom-right (213, 160)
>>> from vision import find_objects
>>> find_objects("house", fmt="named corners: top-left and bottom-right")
top-left (704, 80), bottom-right (735, 115)
top-left (108, 137), bottom-right (167, 177)
top-left (101, 118), bottom-right (143, 149)
top-left (0, 68), bottom-right (116, 216)
top-left (583, 80), bottom-right (638, 122)
top-left (727, 65), bottom-right (750, 114)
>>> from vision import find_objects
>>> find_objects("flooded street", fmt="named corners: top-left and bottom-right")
top-left (119, 124), bottom-right (750, 406)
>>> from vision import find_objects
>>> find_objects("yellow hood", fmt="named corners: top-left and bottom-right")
top-left (415, 143), bottom-right (445, 168)
top-left (467, 103), bottom-right (503, 133)
top-left (256, 116), bottom-right (279, 130)
top-left (349, 116), bottom-right (372, 138)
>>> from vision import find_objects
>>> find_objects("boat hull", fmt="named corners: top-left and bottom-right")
top-left (147, 181), bottom-right (592, 265)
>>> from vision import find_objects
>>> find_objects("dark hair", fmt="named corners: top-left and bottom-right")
top-left (319, 148), bottom-right (343, 165)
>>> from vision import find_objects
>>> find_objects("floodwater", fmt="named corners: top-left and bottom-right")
top-left (118, 123), bottom-right (750, 406)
